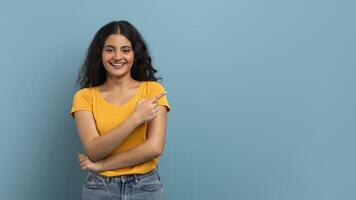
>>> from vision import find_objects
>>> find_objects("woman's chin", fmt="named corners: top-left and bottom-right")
top-left (107, 70), bottom-right (130, 78)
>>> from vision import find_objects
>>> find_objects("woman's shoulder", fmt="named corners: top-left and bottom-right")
top-left (73, 87), bottom-right (97, 98)
top-left (141, 81), bottom-right (165, 88)
top-left (140, 81), bottom-right (167, 96)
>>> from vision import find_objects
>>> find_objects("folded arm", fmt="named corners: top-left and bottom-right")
top-left (79, 106), bottom-right (167, 171)
top-left (74, 111), bottom-right (142, 162)
top-left (74, 92), bottom-right (166, 162)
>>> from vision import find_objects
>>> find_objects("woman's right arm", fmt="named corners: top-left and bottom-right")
top-left (73, 92), bottom-right (166, 162)
top-left (74, 111), bottom-right (142, 162)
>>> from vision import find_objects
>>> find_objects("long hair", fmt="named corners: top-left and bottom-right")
top-left (77, 20), bottom-right (160, 88)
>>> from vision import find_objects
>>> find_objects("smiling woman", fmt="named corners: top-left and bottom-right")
top-left (101, 34), bottom-right (135, 78)
top-left (70, 21), bottom-right (170, 200)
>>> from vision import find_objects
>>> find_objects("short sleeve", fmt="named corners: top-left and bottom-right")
top-left (70, 88), bottom-right (93, 118)
top-left (148, 82), bottom-right (171, 112)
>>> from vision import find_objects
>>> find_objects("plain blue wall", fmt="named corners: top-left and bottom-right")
top-left (1, 0), bottom-right (355, 199)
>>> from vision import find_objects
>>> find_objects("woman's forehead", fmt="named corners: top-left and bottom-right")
top-left (104, 34), bottom-right (132, 46)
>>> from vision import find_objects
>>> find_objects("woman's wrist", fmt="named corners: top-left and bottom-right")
top-left (130, 113), bottom-right (143, 127)
top-left (97, 160), bottom-right (107, 172)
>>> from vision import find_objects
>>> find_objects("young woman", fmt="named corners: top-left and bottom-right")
top-left (70, 20), bottom-right (170, 200)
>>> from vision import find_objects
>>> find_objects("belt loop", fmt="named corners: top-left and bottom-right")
top-left (134, 174), bottom-right (139, 182)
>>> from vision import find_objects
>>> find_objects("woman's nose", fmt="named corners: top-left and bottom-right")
top-left (113, 51), bottom-right (123, 59)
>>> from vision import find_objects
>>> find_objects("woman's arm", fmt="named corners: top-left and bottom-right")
top-left (75, 93), bottom-right (166, 162)
top-left (75, 111), bottom-right (141, 162)
top-left (78, 106), bottom-right (167, 171)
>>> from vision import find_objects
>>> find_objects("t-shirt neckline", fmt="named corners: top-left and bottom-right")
top-left (96, 82), bottom-right (143, 107)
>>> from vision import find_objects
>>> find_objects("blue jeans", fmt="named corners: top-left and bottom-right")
top-left (82, 168), bottom-right (164, 200)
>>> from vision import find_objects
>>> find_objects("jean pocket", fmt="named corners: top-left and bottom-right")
top-left (139, 172), bottom-right (163, 191)
top-left (83, 173), bottom-right (105, 190)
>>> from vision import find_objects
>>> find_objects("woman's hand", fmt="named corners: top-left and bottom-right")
top-left (133, 92), bottom-right (166, 124)
top-left (77, 153), bottom-right (104, 172)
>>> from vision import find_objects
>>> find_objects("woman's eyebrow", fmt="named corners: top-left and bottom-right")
top-left (103, 45), bottom-right (132, 49)
top-left (103, 45), bottom-right (116, 48)
top-left (121, 45), bottom-right (132, 49)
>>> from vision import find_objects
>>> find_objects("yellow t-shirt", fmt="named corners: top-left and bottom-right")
top-left (70, 81), bottom-right (170, 177)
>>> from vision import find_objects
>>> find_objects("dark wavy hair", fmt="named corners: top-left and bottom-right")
top-left (77, 20), bottom-right (160, 88)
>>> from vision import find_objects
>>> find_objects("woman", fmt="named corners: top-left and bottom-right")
top-left (70, 20), bottom-right (170, 200)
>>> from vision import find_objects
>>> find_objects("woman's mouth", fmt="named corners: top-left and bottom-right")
top-left (110, 62), bottom-right (126, 69)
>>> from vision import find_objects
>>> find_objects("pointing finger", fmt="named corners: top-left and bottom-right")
top-left (150, 92), bottom-right (167, 103)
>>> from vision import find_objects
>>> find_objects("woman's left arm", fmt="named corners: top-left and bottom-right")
top-left (78, 106), bottom-right (167, 172)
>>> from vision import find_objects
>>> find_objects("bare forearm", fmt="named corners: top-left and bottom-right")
top-left (98, 141), bottom-right (161, 171)
top-left (88, 114), bottom-right (142, 161)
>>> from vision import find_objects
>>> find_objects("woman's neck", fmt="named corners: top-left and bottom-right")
top-left (101, 76), bottom-right (139, 92)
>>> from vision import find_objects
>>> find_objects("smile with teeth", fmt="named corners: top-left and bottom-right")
top-left (110, 62), bottom-right (126, 68)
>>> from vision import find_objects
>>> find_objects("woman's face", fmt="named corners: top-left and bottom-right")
top-left (101, 34), bottom-right (135, 79)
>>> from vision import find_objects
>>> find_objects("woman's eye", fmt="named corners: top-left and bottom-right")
top-left (123, 49), bottom-right (131, 53)
top-left (105, 48), bottom-right (114, 52)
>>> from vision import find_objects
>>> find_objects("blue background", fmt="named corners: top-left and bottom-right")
top-left (1, 0), bottom-right (355, 199)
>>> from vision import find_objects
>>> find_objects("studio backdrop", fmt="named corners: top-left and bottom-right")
top-left (0, 0), bottom-right (355, 199)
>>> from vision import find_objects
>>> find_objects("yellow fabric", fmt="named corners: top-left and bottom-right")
top-left (70, 81), bottom-right (170, 177)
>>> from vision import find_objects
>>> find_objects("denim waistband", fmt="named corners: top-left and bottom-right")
top-left (89, 168), bottom-right (158, 184)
